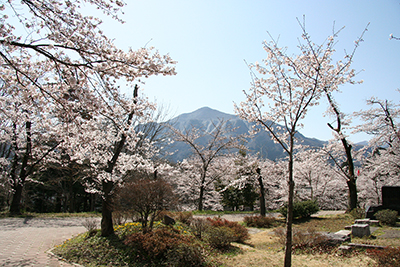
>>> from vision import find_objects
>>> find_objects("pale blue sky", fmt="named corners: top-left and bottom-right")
top-left (97, 0), bottom-right (400, 142)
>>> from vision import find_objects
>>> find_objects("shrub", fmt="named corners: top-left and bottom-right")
top-left (112, 210), bottom-right (128, 225)
top-left (279, 200), bottom-right (319, 219)
top-left (155, 210), bottom-right (193, 225)
top-left (123, 226), bottom-right (206, 265)
top-left (54, 232), bottom-right (133, 266)
top-left (176, 211), bottom-right (193, 224)
top-left (154, 210), bottom-right (174, 221)
top-left (205, 226), bottom-right (236, 249)
top-left (349, 207), bottom-right (365, 219)
top-left (273, 227), bottom-right (286, 246)
top-left (114, 222), bottom-right (143, 238)
top-left (190, 218), bottom-right (211, 239)
top-left (273, 227), bottom-right (331, 253)
top-left (375, 209), bottom-right (398, 226)
top-left (206, 217), bottom-right (249, 243)
top-left (244, 215), bottom-right (276, 228)
top-left (166, 242), bottom-right (205, 267)
top-left (116, 178), bottom-right (176, 232)
top-left (82, 217), bottom-right (98, 235)
top-left (367, 247), bottom-right (400, 267)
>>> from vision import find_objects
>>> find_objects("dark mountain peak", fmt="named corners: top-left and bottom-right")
top-left (164, 107), bottom-right (326, 162)
top-left (173, 107), bottom-right (236, 122)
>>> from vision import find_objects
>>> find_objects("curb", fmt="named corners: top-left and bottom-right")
top-left (47, 247), bottom-right (85, 267)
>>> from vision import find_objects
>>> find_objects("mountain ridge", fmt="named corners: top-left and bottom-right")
top-left (174, 107), bottom-right (236, 121)
top-left (162, 107), bottom-right (326, 162)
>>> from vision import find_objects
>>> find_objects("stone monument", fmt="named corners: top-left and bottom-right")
top-left (366, 186), bottom-right (400, 219)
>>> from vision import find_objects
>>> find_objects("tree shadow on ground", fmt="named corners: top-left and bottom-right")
top-left (292, 216), bottom-right (321, 224)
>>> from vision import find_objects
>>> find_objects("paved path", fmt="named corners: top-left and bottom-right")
top-left (312, 210), bottom-right (345, 217)
top-left (0, 211), bottom-right (345, 266)
top-left (0, 217), bottom-right (100, 267)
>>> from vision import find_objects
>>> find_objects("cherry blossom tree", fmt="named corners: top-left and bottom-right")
top-left (259, 159), bottom-right (287, 210)
top-left (293, 146), bottom-right (347, 209)
top-left (170, 119), bottom-right (243, 211)
top-left (354, 96), bottom-right (400, 206)
top-left (320, 24), bottom-right (368, 212)
top-left (235, 152), bottom-right (264, 214)
top-left (322, 140), bottom-right (366, 210)
top-left (235, 19), bottom-right (363, 266)
top-left (355, 96), bottom-right (400, 148)
top-left (0, 76), bottom-right (63, 214)
top-left (0, 1), bottom-right (176, 236)
top-left (218, 152), bottom-right (267, 215)
top-left (294, 147), bottom-right (325, 201)
top-left (173, 153), bottom-right (236, 211)
top-left (323, 100), bottom-right (359, 211)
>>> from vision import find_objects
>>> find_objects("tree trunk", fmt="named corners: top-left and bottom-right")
top-left (326, 91), bottom-right (358, 213)
top-left (69, 183), bottom-right (75, 213)
top-left (9, 184), bottom-right (23, 215)
top-left (347, 178), bottom-right (357, 211)
top-left (198, 185), bottom-right (204, 211)
top-left (284, 139), bottom-right (295, 267)
top-left (9, 154), bottom-right (21, 214)
top-left (284, 178), bottom-right (295, 267)
top-left (90, 194), bottom-right (96, 212)
top-left (198, 171), bottom-right (207, 211)
top-left (342, 139), bottom-right (358, 211)
top-left (101, 180), bottom-right (115, 236)
top-left (256, 168), bottom-right (266, 217)
top-left (100, 85), bottom-right (138, 236)
top-left (55, 194), bottom-right (62, 213)
top-left (310, 186), bottom-right (314, 200)
top-left (9, 121), bottom-right (32, 215)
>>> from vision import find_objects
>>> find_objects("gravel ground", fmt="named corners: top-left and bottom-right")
top-left (376, 228), bottom-right (400, 239)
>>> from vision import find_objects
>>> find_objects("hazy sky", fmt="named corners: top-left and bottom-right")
top-left (96, 0), bottom-right (400, 142)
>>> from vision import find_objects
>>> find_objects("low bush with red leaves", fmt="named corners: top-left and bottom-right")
top-left (124, 227), bottom-right (206, 266)
top-left (367, 247), bottom-right (400, 267)
top-left (244, 215), bottom-right (277, 228)
top-left (206, 217), bottom-right (249, 243)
